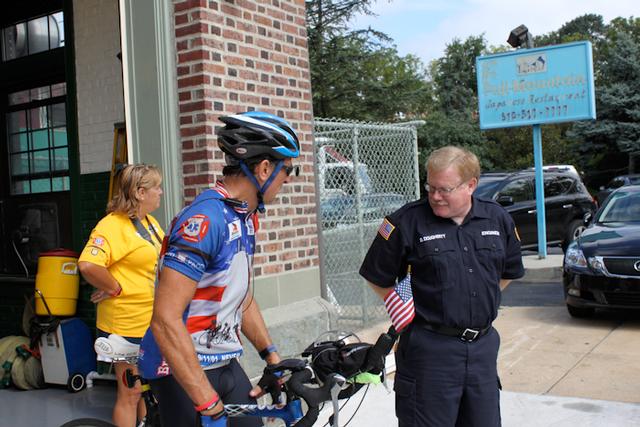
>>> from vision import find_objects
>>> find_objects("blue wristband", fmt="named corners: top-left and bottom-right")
top-left (259, 344), bottom-right (277, 360)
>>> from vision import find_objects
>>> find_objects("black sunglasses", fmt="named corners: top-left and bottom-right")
top-left (284, 165), bottom-right (300, 177)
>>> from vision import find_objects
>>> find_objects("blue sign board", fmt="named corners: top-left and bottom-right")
top-left (476, 41), bottom-right (596, 129)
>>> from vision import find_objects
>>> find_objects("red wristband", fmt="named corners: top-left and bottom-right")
top-left (194, 393), bottom-right (220, 412)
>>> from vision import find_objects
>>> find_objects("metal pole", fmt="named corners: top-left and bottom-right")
top-left (524, 29), bottom-right (547, 258)
top-left (351, 126), bottom-right (369, 325)
top-left (533, 125), bottom-right (547, 258)
top-left (411, 127), bottom-right (421, 198)
top-left (314, 136), bottom-right (329, 301)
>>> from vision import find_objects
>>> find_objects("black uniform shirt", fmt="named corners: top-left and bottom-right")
top-left (360, 196), bottom-right (524, 329)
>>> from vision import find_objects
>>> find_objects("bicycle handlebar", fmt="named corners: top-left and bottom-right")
top-left (201, 326), bottom-right (399, 427)
top-left (286, 368), bottom-right (336, 427)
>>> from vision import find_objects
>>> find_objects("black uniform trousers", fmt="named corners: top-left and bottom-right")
top-left (394, 324), bottom-right (501, 427)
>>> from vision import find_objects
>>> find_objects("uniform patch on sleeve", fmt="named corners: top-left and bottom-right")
top-left (93, 237), bottom-right (105, 247)
top-left (181, 214), bottom-right (210, 243)
top-left (378, 218), bottom-right (395, 240)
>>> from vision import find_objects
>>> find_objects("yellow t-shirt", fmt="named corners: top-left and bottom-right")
top-left (79, 212), bottom-right (164, 337)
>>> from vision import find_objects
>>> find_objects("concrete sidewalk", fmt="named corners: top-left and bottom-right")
top-left (315, 383), bottom-right (640, 426)
top-left (521, 252), bottom-right (564, 281)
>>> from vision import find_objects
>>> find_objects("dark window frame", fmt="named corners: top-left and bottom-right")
top-left (6, 85), bottom-right (69, 195)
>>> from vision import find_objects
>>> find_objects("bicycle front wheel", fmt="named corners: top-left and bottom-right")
top-left (59, 418), bottom-right (116, 427)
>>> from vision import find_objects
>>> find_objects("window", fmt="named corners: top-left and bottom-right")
top-left (6, 83), bottom-right (69, 194)
top-left (544, 176), bottom-right (574, 197)
top-left (599, 192), bottom-right (640, 222)
top-left (1, 11), bottom-right (64, 61)
top-left (608, 178), bottom-right (625, 189)
top-left (498, 178), bottom-right (532, 203)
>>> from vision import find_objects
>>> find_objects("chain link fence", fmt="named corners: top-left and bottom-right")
top-left (313, 118), bottom-right (422, 329)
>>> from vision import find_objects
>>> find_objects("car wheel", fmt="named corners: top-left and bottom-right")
top-left (562, 220), bottom-right (586, 252)
top-left (567, 304), bottom-right (595, 318)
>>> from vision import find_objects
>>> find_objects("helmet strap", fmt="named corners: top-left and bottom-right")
top-left (239, 160), bottom-right (285, 213)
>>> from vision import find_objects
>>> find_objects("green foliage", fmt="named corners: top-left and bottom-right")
top-left (306, 0), bottom-right (432, 121)
top-left (569, 27), bottom-right (640, 185)
top-left (306, 8), bottom-right (640, 182)
top-left (431, 35), bottom-right (486, 114)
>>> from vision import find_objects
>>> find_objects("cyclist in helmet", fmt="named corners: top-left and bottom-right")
top-left (139, 111), bottom-right (300, 427)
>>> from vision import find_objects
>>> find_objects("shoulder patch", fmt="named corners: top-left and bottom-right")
top-left (378, 218), bottom-right (395, 240)
top-left (180, 214), bottom-right (210, 243)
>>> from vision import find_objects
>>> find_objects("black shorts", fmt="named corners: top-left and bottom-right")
top-left (149, 358), bottom-right (262, 427)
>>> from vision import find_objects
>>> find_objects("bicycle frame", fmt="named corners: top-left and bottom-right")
top-left (224, 400), bottom-right (304, 426)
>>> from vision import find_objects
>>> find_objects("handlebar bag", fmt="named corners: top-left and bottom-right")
top-left (302, 341), bottom-right (372, 383)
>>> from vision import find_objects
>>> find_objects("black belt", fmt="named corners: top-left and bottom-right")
top-left (414, 319), bottom-right (491, 342)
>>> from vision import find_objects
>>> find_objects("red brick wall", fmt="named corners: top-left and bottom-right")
top-left (173, 0), bottom-right (318, 277)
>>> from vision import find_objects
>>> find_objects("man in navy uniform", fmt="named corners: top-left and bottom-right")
top-left (360, 146), bottom-right (524, 426)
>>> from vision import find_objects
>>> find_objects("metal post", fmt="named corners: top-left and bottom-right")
top-left (522, 27), bottom-right (547, 258)
top-left (351, 126), bottom-right (369, 324)
top-left (533, 125), bottom-right (547, 258)
top-left (411, 126), bottom-right (421, 198)
top-left (314, 138), bottom-right (329, 301)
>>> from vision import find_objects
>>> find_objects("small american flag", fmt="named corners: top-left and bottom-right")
top-left (384, 268), bottom-right (415, 332)
top-left (378, 218), bottom-right (395, 240)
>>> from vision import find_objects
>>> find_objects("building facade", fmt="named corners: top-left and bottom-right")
top-left (0, 0), bottom-right (329, 357)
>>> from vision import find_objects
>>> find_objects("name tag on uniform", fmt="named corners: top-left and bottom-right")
top-left (419, 233), bottom-right (446, 243)
top-left (481, 230), bottom-right (500, 236)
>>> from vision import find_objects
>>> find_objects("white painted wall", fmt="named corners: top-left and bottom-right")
top-left (73, 0), bottom-right (124, 174)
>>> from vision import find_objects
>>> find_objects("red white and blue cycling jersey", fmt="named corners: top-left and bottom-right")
top-left (139, 183), bottom-right (257, 379)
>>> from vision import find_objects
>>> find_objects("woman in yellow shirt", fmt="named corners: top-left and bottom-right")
top-left (79, 164), bottom-right (164, 427)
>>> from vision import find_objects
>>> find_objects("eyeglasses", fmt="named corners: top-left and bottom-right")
top-left (425, 180), bottom-right (466, 196)
top-left (283, 164), bottom-right (300, 177)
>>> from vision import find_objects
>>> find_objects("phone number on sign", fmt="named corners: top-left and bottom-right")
top-left (500, 105), bottom-right (569, 122)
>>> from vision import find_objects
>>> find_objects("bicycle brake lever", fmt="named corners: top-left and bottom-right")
top-left (381, 365), bottom-right (391, 393)
top-left (329, 374), bottom-right (346, 427)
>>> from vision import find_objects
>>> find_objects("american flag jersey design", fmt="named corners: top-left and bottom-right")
top-left (384, 271), bottom-right (415, 332)
top-left (139, 184), bottom-right (255, 379)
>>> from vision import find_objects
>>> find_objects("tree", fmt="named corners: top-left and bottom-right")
top-left (416, 36), bottom-right (489, 172)
top-left (306, 0), bottom-right (431, 120)
top-left (569, 29), bottom-right (640, 182)
top-left (430, 35), bottom-right (486, 114)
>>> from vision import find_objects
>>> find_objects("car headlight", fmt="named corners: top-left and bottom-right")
top-left (564, 245), bottom-right (587, 269)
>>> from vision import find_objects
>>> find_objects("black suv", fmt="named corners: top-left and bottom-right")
top-left (476, 171), bottom-right (597, 251)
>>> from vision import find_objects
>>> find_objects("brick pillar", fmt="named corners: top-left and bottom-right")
top-left (173, 0), bottom-right (318, 278)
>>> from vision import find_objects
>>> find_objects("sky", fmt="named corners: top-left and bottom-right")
top-left (349, 0), bottom-right (638, 65)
